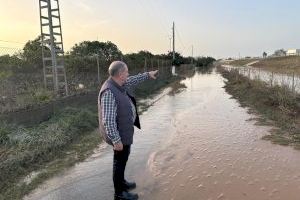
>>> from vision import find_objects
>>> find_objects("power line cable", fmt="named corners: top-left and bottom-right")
top-left (138, 1), bottom-right (187, 56)
top-left (174, 26), bottom-right (188, 55)
top-left (0, 39), bottom-right (25, 45)
top-left (143, 0), bottom-right (171, 38)
top-left (136, 0), bottom-right (172, 53)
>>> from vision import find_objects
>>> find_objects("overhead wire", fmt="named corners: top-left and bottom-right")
top-left (0, 39), bottom-right (25, 45)
top-left (143, 0), bottom-right (171, 37)
top-left (145, 1), bottom-right (175, 54)
top-left (0, 39), bottom-right (25, 55)
top-left (136, 0), bottom-right (173, 53)
top-left (144, 1), bottom-right (190, 56)
top-left (175, 25), bottom-right (188, 55)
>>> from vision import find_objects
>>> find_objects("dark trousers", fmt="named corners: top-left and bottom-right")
top-left (113, 145), bottom-right (131, 194)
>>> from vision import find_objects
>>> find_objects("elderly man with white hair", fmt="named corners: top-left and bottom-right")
top-left (98, 61), bottom-right (158, 200)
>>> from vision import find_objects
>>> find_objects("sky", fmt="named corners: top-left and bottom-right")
top-left (0, 0), bottom-right (300, 58)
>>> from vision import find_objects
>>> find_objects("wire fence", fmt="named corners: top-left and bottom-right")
top-left (0, 47), bottom-right (22, 56)
top-left (0, 47), bottom-right (174, 113)
top-left (222, 65), bottom-right (300, 94)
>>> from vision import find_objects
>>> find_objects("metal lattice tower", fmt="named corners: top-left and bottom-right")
top-left (39, 0), bottom-right (68, 95)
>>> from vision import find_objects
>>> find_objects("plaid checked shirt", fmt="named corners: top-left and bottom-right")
top-left (101, 72), bottom-right (149, 144)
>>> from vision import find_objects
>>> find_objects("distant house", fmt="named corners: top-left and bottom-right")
top-left (286, 49), bottom-right (300, 56)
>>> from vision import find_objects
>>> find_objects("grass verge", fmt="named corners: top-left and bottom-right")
top-left (227, 56), bottom-right (300, 76)
top-left (251, 56), bottom-right (300, 75)
top-left (0, 106), bottom-right (99, 200)
top-left (218, 67), bottom-right (300, 149)
top-left (227, 58), bottom-right (258, 67)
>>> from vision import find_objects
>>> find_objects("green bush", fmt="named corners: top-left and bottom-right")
top-left (33, 89), bottom-right (54, 102)
top-left (0, 70), bottom-right (13, 79)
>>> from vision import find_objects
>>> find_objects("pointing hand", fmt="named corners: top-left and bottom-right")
top-left (149, 70), bottom-right (159, 79)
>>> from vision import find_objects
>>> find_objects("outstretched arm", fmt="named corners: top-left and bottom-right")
top-left (125, 70), bottom-right (159, 88)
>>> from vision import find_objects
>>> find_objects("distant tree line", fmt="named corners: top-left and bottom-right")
top-left (195, 56), bottom-right (216, 67)
top-left (0, 36), bottom-right (216, 76)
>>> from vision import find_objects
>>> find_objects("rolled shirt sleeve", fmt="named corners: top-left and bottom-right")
top-left (124, 72), bottom-right (150, 122)
top-left (101, 90), bottom-right (121, 144)
top-left (124, 72), bottom-right (150, 88)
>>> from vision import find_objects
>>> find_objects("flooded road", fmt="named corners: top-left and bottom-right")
top-left (25, 69), bottom-right (300, 200)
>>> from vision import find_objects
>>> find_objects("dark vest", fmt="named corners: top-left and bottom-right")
top-left (98, 78), bottom-right (141, 145)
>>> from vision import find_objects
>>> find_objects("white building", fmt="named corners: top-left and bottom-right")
top-left (286, 49), bottom-right (300, 56)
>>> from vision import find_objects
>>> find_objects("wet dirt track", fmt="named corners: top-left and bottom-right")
top-left (25, 69), bottom-right (300, 200)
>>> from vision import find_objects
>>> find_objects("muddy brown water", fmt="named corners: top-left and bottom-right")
top-left (25, 68), bottom-right (300, 200)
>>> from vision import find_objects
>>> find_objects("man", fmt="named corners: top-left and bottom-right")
top-left (98, 61), bottom-right (158, 200)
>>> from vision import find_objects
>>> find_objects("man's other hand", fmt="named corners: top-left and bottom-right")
top-left (149, 70), bottom-right (159, 79)
top-left (113, 141), bottom-right (123, 151)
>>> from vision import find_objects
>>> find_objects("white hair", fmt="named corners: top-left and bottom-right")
top-left (108, 61), bottom-right (127, 77)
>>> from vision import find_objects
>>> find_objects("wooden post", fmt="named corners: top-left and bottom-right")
top-left (248, 68), bottom-right (251, 78)
top-left (270, 72), bottom-right (274, 87)
top-left (292, 72), bottom-right (295, 94)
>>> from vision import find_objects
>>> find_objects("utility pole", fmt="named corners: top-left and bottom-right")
top-left (191, 45), bottom-right (194, 64)
top-left (171, 22), bottom-right (177, 76)
top-left (168, 36), bottom-right (172, 53)
top-left (172, 22), bottom-right (175, 63)
top-left (39, 0), bottom-right (68, 95)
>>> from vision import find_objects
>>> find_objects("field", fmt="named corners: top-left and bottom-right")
top-left (227, 56), bottom-right (300, 75)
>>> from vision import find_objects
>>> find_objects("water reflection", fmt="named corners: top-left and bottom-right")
top-left (171, 66), bottom-right (178, 76)
top-left (195, 66), bottom-right (214, 74)
top-left (136, 68), bottom-right (300, 200)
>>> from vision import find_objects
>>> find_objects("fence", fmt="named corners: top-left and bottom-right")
top-left (222, 65), bottom-right (300, 94)
top-left (0, 47), bottom-right (174, 113)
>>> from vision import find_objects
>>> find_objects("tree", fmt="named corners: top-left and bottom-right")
top-left (273, 49), bottom-right (286, 57)
top-left (195, 57), bottom-right (216, 67)
top-left (69, 41), bottom-right (122, 62)
top-left (0, 36), bottom-right (51, 73)
top-left (101, 41), bottom-right (123, 62)
top-left (164, 51), bottom-right (184, 66)
top-left (0, 54), bottom-right (23, 72)
top-left (262, 52), bottom-right (267, 58)
top-left (22, 36), bottom-right (42, 69)
top-left (123, 51), bottom-right (153, 63)
top-left (66, 41), bottom-right (122, 73)
top-left (135, 50), bottom-right (154, 59)
top-left (20, 35), bottom-right (53, 71)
